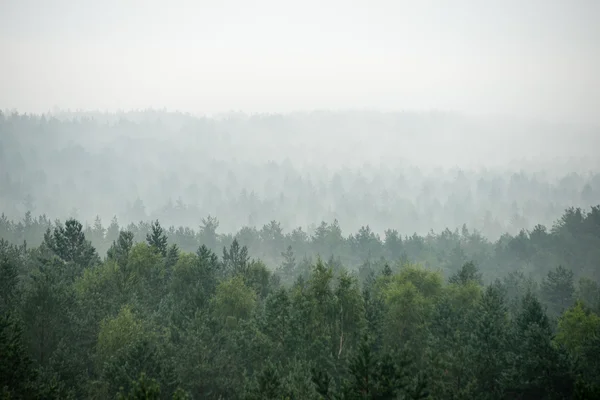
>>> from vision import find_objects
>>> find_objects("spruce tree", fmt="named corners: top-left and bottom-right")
top-left (146, 220), bottom-right (168, 257)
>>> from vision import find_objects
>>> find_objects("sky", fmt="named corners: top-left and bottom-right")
top-left (1, 0), bottom-right (599, 124)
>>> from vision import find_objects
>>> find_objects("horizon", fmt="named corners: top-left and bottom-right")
top-left (2, 0), bottom-right (599, 125)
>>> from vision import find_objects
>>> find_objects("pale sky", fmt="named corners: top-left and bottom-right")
top-left (1, 0), bottom-right (599, 124)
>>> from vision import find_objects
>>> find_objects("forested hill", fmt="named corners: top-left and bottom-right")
top-left (1, 204), bottom-right (600, 399)
top-left (2, 110), bottom-right (599, 239)
top-left (1, 205), bottom-right (599, 284)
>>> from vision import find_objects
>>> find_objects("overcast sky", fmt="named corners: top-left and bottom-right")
top-left (1, 0), bottom-right (599, 124)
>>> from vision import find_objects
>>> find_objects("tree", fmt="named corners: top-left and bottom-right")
top-left (146, 220), bottom-right (168, 257)
top-left (280, 245), bottom-right (296, 283)
top-left (263, 288), bottom-right (293, 356)
top-left (107, 230), bottom-right (134, 267)
top-left (555, 300), bottom-right (600, 387)
top-left (0, 239), bottom-right (21, 312)
top-left (199, 215), bottom-right (219, 252)
top-left (448, 261), bottom-right (482, 286)
top-left (504, 291), bottom-right (574, 399)
top-left (576, 277), bottom-right (600, 313)
top-left (44, 219), bottom-right (99, 269)
top-left (165, 243), bottom-right (179, 269)
top-left (20, 255), bottom-right (74, 367)
top-left (244, 362), bottom-right (284, 400)
top-left (0, 312), bottom-right (37, 399)
top-left (116, 372), bottom-right (161, 400)
top-left (90, 215), bottom-right (107, 254)
top-left (334, 270), bottom-right (365, 359)
top-left (311, 335), bottom-right (416, 400)
top-left (212, 275), bottom-right (257, 322)
top-left (541, 265), bottom-right (575, 317)
top-left (106, 216), bottom-right (121, 247)
top-left (470, 282), bottom-right (510, 398)
top-left (223, 238), bottom-right (250, 277)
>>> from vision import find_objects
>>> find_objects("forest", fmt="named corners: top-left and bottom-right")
top-left (1, 204), bottom-right (600, 399)
top-left (1, 110), bottom-right (600, 399)
top-left (3, 0), bottom-right (600, 396)
top-left (2, 110), bottom-right (599, 239)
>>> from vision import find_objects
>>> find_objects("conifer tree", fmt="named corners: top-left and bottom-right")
top-left (146, 220), bottom-right (168, 257)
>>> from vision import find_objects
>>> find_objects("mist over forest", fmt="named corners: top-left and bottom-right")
top-left (2, 109), bottom-right (599, 240)
top-left (3, 110), bottom-right (600, 399)
top-left (2, 0), bottom-right (600, 398)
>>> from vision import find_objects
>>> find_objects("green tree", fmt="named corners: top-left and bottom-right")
top-left (44, 219), bottom-right (99, 269)
top-left (146, 220), bottom-right (168, 257)
top-left (0, 312), bottom-right (37, 399)
top-left (470, 282), bottom-right (510, 399)
top-left (0, 239), bottom-right (21, 312)
top-left (448, 261), bottom-right (482, 286)
top-left (107, 230), bottom-right (135, 267)
top-left (280, 245), bottom-right (296, 284)
top-left (504, 292), bottom-right (574, 399)
top-left (20, 255), bottom-right (74, 367)
top-left (541, 265), bottom-right (575, 317)
top-left (212, 275), bottom-right (257, 323)
top-left (116, 372), bottom-right (161, 400)
top-left (245, 362), bottom-right (285, 400)
top-left (223, 238), bottom-right (250, 277)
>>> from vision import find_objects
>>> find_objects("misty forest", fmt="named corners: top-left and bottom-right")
top-left (0, 110), bottom-right (599, 399)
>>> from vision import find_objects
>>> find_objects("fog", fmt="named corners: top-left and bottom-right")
top-left (1, 0), bottom-right (599, 124)
top-left (3, 3), bottom-right (600, 397)
top-left (1, 110), bottom-right (599, 242)
top-left (1, 0), bottom-right (599, 239)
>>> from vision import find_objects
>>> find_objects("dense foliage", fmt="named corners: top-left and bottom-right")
top-left (1, 205), bottom-right (599, 399)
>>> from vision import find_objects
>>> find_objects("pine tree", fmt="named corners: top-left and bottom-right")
top-left (448, 261), bottom-right (482, 285)
top-left (471, 282), bottom-right (510, 399)
top-left (0, 239), bottom-right (20, 312)
top-left (541, 265), bottom-right (575, 317)
top-left (45, 219), bottom-right (99, 269)
top-left (312, 335), bottom-right (415, 400)
top-left (245, 362), bottom-right (283, 400)
top-left (107, 230), bottom-right (135, 267)
top-left (146, 220), bottom-right (168, 257)
top-left (0, 312), bottom-right (37, 399)
top-left (504, 291), bottom-right (574, 398)
top-left (280, 245), bottom-right (296, 282)
top-left (165, 243), bottom-right (179, 269)
top-left (222, 239), bottom-right (250, 277)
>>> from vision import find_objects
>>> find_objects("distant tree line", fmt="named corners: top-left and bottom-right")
top-left (2, 110), bottom-right (599, 239)
top-left (2, 205), bottom-right (599, 285)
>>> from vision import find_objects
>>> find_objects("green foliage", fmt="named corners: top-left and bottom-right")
top-left (44, 219), bottom-right (100, 269)
top-left (0, 209), bottom-right (599, 399)
top-left (448, 261), bottom-right (482, 286)
top-left (0, 239), bottom-right (21, 312)
top-left (97, 305), bottom-right (146, 363)
top-left (470, 282), bottom-right (510, 398)
top-left (20, 255), bottom-right (75, 367)
top-left (576, 277), bottom-right (600, 313)
top-left (541, 265), bottom-right (575, 317)
top-left (0, 312), bottom-right (37, 399)
top-left (117, 373), bottom-right (161, 400)
top-left (223, 238), bottom-right (250, 277)
top-left (279, 245), bottom-right (296, 284)
top-left (244, 362), bottom-right (285, 400)
top-left (146, 220), bottom-right (168, 257)
top-left (107, 230), bottom-right (135, 267)
top-left (555, 300), bottom-right (600, 355)
top-left (504, 292), bottom-right (575, 399)
top-left (212, 275), bottom-right (257, 322)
